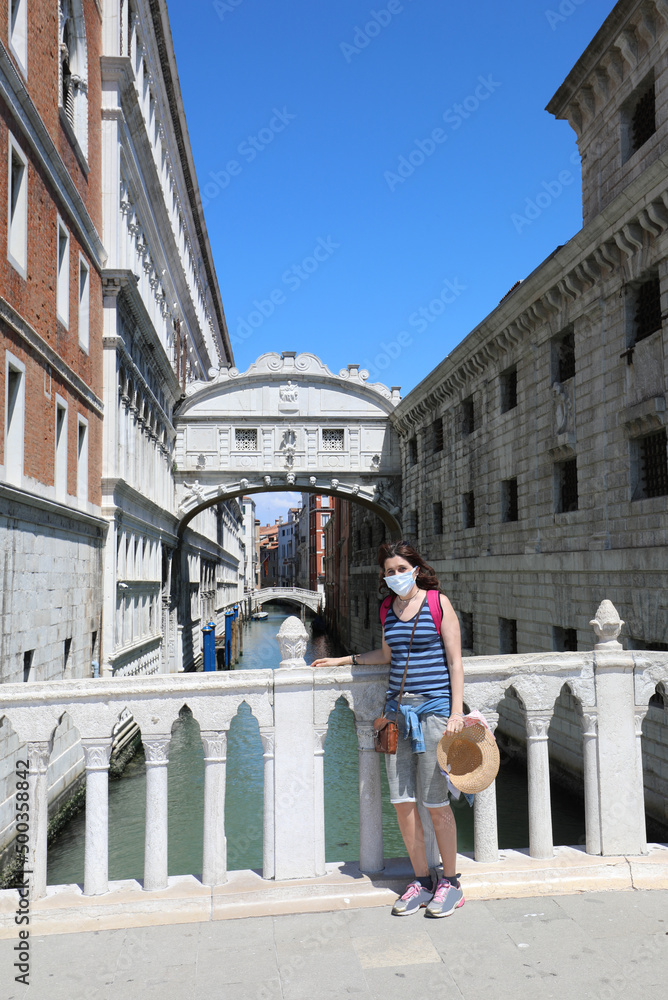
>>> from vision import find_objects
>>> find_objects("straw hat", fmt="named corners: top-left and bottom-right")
top-left (437, 723), bottom-right (500, 794)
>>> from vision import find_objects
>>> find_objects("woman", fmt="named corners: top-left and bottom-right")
top-left (312, 540), bottom-right (466, 918)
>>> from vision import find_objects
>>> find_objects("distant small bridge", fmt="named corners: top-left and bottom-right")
top-left (252, 587), bottom-right (323, 614)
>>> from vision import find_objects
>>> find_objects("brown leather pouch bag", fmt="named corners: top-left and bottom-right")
top-left (373, 717), bottom-right (398, 754)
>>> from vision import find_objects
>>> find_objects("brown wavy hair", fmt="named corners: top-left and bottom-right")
top-left (377, 540), bottom-right (440, 595)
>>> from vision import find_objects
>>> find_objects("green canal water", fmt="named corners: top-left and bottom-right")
top-left (47, 606), bottom-right (585, 884)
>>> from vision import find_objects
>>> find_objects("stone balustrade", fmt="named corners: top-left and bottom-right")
top-left (0, 601), bottom-right (666, 902)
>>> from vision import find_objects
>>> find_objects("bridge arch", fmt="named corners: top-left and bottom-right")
top-left (172, 351), bottom-right (403, 536)
top-left (253, 588), bottom-right (323, 613)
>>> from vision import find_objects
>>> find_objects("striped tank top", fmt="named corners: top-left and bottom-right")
top-left (384, 597), bottom-right (450, 698)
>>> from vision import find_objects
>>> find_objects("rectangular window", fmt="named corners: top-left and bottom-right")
top-left (633, 429), bottom-right (668, 500)
top-left (353, 595), bottom-right (359, 617)
top-left (432, 501), bottom-right (443, 535)
top-left (631, 83), bottom-right (656, 155)
top-left (57, 219), bottom-right (70, 327)
top-left (432, 418), bottom-right (443, 453)
top-left (23, 649), bottom-right (34, 682)
top-left (552, 626), bottom-right (577, 652)
top-left (9, 0), bottom-right (27, 75)
top-left (364, 596), bottom-right (370, 629)
top-left (501, 478), bottom-right (519, 522)
top-left (632, 276), bottom-right (662, 345)
top-left (499, 617), bottom-right (518, 654)
top-left (500, 366), bottom-right (517, 413)
top-left (462, 491), bottom-right (475, 529)
top-left (409, 436), bottom-right (418, 465)
top-left (7, 134), bottom-right (28, 277)
top-left (552, 328), bottom-right (575, 383)
top-left (460, 611), bottom-right (473, 651)
top-left (322, 428), bottom-right (344, 451)
top-left (411, 509), bottom-right (419, 539)
top-left (5, 354), bottom-right (25, 485)
top-left (461, 396), bottom-right (475, 436)
top-left (63, 637), bottom-right (72, 672)
top-left (78, 256), bottom-right (90, 351)
top-left (77, 417), bottom-right (88, 503)
top-left (234, 428), bottom-right (257, 451)
top-left (555, 457), bottom-right (578, 513)
top-left (55, 397), bottom-right (68, 500)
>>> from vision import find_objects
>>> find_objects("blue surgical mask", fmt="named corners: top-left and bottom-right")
top-left (384, 567), bottom-right (417, 598)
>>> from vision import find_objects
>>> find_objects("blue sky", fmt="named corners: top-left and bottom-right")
top-left (168, 0), bottom-right (617, 523)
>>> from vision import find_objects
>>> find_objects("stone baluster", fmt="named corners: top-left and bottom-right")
top-left (525, 714), bottom-right (554, 859)
top-left (142, 736), bottom-right (171, 891)
top-left (314, 726), bottom-right (328, 877)
top-left (355, 721), bottom-right (384, 874)
top-left (201, 732), bottom-right (228, 886)
top-left (633, 709), bottom-right (648, 855)
top-left (259, 728), bottom-right (275, 879)
top-left (26, 742), bottom-right (50, 900)
top-left (581, 712), bottom-right (601, 856)
top-left (474, 712), bottom-right (499, 863)
top-left (81, 740), bottom-right (112, 896)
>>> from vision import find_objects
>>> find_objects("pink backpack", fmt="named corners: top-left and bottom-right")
top-left (380, 590), bottom-right (443, 632)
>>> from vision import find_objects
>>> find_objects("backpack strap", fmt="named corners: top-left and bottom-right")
top-left (379, 595), bottom-right (392, 627)
top-left (427, 590), bottom-right (443, 633)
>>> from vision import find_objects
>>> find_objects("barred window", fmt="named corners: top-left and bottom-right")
top-left (555, 457), bottom-right (578, 513)
top-left (500, 367), bottom-right (517, 413)
top-left (633, 276), bottom-right (662, 345)
top-left (553, 626), bottom-right (577, 652)
top-left (552, 328), bottom-right (575, 383)
top-left (631, 83), bottom-right (656, 154)
top-left (460, 612), bottom-right (473, 651)
top-left (322, 428), bottom-right (344, 451)
top-left (409, 436), bottom-right (418, 465)
top-left (499, 617), bottom-right (517, 654)
top-left (462, 491), bottom-right (475, 529)
top-left (432, 418), bottom-right (444, 453)
top-left (634, 429), bottom-right (668, 500)
top-left (433, 501), bottom-right (443, 535)
top-left (235, 428), bottom-right (258, 451)
top-left (501, 478), bottom-right (519, 522)
top-left (461, 396), bottom-right (475, 436)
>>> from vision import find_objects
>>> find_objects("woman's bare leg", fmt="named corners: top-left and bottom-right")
top-left (427, 804), bottom-right (458, 876)
top-left (393, 802), bottom-right (429, 876)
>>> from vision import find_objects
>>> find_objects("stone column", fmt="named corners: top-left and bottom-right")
top-left (313, 726), bottom-right (328, 877)
top-left (581, 712), bottom-right (601, 856)
top-left (142, 736), bottom-right (170, 891)
top-left (590, 600), bottom-right (647, 855)
top-left (633, 709), bottom-right (648, 855)
top-left (260, 728), bottom-right (275, 879)
top-left (525, 714), bottom-right (554, 859)
top-left (26, 742), bottom-right (50, 900)
top-left (355, 721), bottom-right (384, 874)
top-left (474, 713), bottom-right (499, 863)
top-left (201, 732), bottom-right (227, 887)
top-left (82, 740), bottom-right (112, 896)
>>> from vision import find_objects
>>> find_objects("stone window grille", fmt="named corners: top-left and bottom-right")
top-left (460, 612), bottom-right (473, 651)
top-left (432, 418), bottom-right (444, 453)
top-left (632, 429), bottom-right (668, 500)
top-left (432, 501), bottom-right (443, 535)
top-left (499, 617), bottom-right (518, 654)
top-left (501, 478), bottom-right (519, 522)
top-left (552, 626), bottom-right (577, 652)
top-left (461, 396), bottom-right (475, 436)
top-left (322, 428), bottom-right (344, 451)
top-left (552, 328), bottom-right (575, 382)
top-left (235, 428), bottom-right (258, 451)
top-left (462, 491), bottom-right (475, 528)
top-left (408, 436), bottom-right (418, 465)
top-left (500, 366), bottom-right (518, 412)
top-left (631, 83), bottom-right (656, 155)
top-left (555, 457), bottom-right (578, 513)
top-left (632, 276), bottom-right (662, 345)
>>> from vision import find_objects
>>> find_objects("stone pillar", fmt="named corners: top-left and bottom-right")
top-left (142, 736), bottom-right (170, 891)
top-left (26, 742), bottom-right (50, 900)
top-left (82, 740), bottom-right (112, 896)
top-left (581, 712), bottom-right (601, 856)
top-left (526, 714), bottom-right (554, 859)
top-left (260, 728), bottom-right (275, 879)
top-left (314, 726), bottom-right (328, 877)
top-left (634, 709), bottom-right (648, 855)
top-left (355, 721), bottom-right (384, 873)
top-left (201, 732), bottom-right (228, 886)
top-left (474, 713), bottom-right (499, 863)
top-left (273, 616), bottom-right (320, 879)
top-left (590, 600), bottom-right (647, 855)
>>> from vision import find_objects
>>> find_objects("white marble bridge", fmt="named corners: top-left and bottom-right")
top-left (252, 587), bottom-right (323, 614)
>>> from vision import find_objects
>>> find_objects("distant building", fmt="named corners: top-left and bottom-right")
top-left (323, 497), bottom-right (351, 644)
top-left (259, 522), bottom-right (279, 587)
top-left (240, 496), bottom-right (258, 590)
top-left (308, 494), bottom-right (333, 593)
top-left (278, 507), bottom-right (300, 586)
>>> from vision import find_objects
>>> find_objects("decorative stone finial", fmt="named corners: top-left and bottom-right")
top-left (590, 600), bottom-right (624, 650)
top-left (276, 616), bottom-right (309, 667)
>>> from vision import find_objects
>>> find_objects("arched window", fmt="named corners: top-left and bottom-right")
top-left (59, 0), bottom-right (88, 159)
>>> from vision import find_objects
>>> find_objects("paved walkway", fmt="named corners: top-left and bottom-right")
top-left (2, 889), bottom-right (667, 1000)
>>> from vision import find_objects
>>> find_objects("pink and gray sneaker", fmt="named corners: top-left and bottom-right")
top-left (391, 879), bottom-right (434, 915)
top-left (425, 876), bottom-right (464, 918)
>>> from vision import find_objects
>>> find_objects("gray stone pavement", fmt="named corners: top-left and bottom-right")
top-left (2, 889), bottom-right (667, 1000)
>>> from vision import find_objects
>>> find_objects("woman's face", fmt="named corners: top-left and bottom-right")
top-left (384, 555), bottom-right (417, 577)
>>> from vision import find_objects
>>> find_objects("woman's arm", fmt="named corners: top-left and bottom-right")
top-left (312, 632), bottom-right (392, 668)
top-left (440, 593), bottom-right (465, 733)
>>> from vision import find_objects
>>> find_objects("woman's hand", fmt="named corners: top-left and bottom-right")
top-left (445, 713), bottom-right (465, 735)
top-left (311, 656), bottom-right (346, 668)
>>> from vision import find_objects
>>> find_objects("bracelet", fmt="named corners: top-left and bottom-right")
top-left (351, 654), bottom-right (358, 666)
top-left (450, 712), bottom-right (464, 718)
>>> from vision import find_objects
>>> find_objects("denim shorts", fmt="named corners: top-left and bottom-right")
top-left (384, 692), bottom-right (452, 809)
